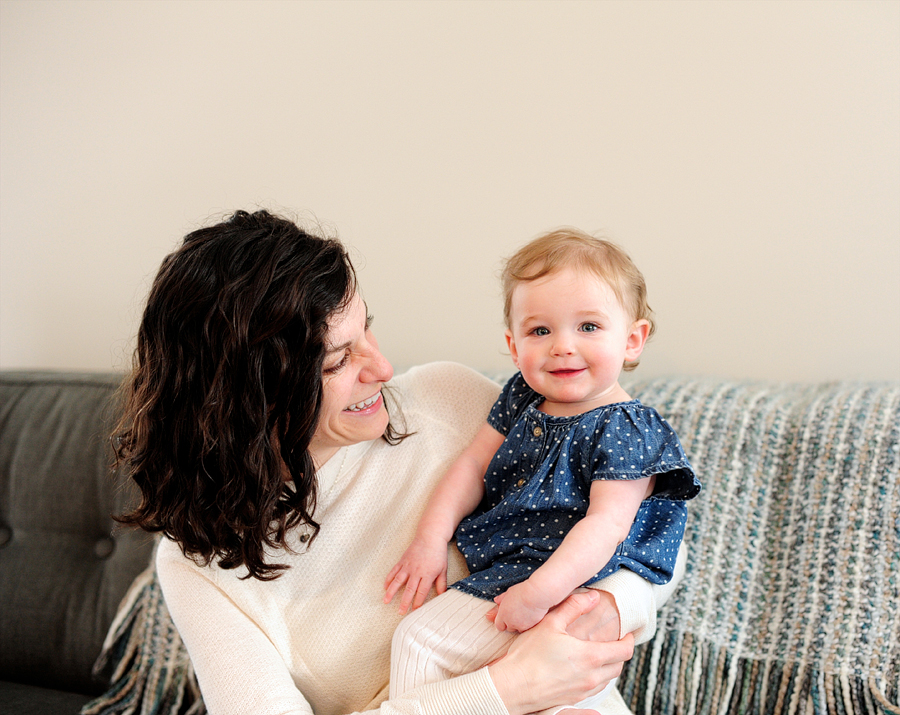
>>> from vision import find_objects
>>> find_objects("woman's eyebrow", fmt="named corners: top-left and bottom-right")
top-left (325, 341), bottom-right (351, 355)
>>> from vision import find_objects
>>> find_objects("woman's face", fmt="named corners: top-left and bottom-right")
top-left (308, 292), bottom-right (394, 467)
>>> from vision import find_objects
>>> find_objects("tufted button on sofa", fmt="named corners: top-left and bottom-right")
top-left (0, 372), bottom-right (154, 714)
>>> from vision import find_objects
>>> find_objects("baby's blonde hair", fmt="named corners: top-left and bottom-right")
top-left (501, 228), bottom-right (655, 372)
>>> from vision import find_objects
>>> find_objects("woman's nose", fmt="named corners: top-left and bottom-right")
top-left (361, 334), bottom-right (394, 383)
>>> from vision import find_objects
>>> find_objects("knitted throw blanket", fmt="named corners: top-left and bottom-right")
top-left (618, 378), bottom-right (899, 715)
top-left (81, 378), bottom-right (900, 715)
top-left (81, 549), bottom-right (205, 715)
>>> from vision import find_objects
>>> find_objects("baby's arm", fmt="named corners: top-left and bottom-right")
top-left (384, 422), bottom-right (505, 613)
top-left (493, 475), bottom-right (655, 633)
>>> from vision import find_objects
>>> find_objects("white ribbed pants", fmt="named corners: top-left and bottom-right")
top-left (389, 588), bottom-right (615, 713)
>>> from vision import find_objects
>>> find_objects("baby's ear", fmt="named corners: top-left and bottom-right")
top-left (505, 330), bottom-right (519, 368)
top-left (624, 320), bottom-right (650, 361)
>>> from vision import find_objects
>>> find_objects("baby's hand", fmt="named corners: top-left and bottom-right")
top-left (491, 581), bottom-right (551, 633)
top-left (383, 537), bottom-right (448, 614)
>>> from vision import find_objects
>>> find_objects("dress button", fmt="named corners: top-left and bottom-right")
top-left (516, 478), bottom-right (527, 487)
top-left (533, 426), bottom-right (543, 437)
top-left (299, 533), bottom-right (310, 543)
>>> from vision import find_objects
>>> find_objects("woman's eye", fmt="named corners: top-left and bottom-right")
top-left (324, 352), bottom-right (349, 375)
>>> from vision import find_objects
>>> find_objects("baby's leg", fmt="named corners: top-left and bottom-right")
top-left (390, 588), bottom-right (514, 698)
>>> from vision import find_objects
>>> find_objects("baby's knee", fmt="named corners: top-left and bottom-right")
top-left (391, 608), bottom-right (430, 655)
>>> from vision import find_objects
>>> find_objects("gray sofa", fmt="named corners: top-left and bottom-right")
top-left (1, 370), bottom-right (898, 715)
top-left (0, 372), bottom-right (155, 714)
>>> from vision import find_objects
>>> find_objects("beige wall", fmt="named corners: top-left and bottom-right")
top-left (1, 0), bottom-right (898, 382)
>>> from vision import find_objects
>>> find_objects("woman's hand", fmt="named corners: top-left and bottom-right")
top-left (487, 589), bottom-right (634, 715)
top-left (487, 586), bottom-right (621, 641)
top-left (383, 536), bottom-right (448, 614)
top-left (565, 588), bottom-right (621, 643)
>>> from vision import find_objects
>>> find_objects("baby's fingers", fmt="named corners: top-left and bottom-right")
top-left (398, 577), bottom-right (424, 614)
top-left (383, 569), bottom-right (409, 604)
top-left (411, 579), bottom-right (436, 611)
top-left (435, 571), bottom-right (447, 595)
top-left (384, 562), bottom-right (404, 590)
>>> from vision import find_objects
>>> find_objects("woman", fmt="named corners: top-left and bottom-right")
top-left (116, 209), bottom-right (683, 715)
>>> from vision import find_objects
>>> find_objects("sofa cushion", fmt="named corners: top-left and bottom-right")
top-left (0, 372), bottom-right (155, 695)
top-left (0, 680), bottom-right (92, 715)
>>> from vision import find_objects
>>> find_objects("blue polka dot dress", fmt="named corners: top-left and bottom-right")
top-left (452, 372), bottom-right (701, 601)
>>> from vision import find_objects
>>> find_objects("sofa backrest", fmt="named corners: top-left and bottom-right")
top-left (0, 372), bottom-right (155, 695)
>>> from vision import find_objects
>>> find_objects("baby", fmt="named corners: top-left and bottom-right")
top-left (384, 228), bottom-right (701, 712)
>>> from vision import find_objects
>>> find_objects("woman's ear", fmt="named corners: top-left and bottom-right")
top-left (505, 330), bottom-right (519, 368)
top-left (624, 320), bottom-right (650, 362)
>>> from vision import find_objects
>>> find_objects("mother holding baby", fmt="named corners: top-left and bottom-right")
top-left (115, 209), bottom-right (682, 715)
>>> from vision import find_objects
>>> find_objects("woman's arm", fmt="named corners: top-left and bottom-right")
top-left (488, 590), bottom-right (635, 715)
top-left (570, 542), bottom-right (688, 645)
top-left (384, 422), bottom-right (505, 613)
top-left (160, 546), bottom-right (637, 715)
top-left (485, 542), bottom-right (687, 659)
top-left (156, 544), bottom-right (317, 715)
top-left (387, 591), bottom-right (634, 715)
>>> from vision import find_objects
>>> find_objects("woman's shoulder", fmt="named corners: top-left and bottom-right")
top-left (155, 535), bottom-right (262, 595)
top-left (156, 535), bottom-right (231, 584)
top-left (156, 534), bottom-right (181, 565)
top-left (385, 362), bottom-right (501, 439)
top-left (156, 535), bottom-right (202, 578)
top-left (393, 360), bottom-right (495, 384)
top-left (155, 536), bottom-right (201, 596)
top-left (390, 362), bottom-right (501, 410)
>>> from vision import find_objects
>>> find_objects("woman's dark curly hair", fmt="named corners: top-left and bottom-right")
top-left (115, 209), bottom-right (364, 579)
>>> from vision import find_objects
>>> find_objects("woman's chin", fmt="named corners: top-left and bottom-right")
top-left (341, 402), bottom-right (390, 442)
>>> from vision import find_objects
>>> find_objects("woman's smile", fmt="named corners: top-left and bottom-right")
top-left (345, 392), bottom-right (384, 413)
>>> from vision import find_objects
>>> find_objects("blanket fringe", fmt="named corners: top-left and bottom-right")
top-left (619, 630), bottom-right (900, 715)
top-left (81, 562), bottom-right (205, 715)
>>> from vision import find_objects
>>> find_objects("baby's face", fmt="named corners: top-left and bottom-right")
top-left (505, 266), bottom-right (648, 416)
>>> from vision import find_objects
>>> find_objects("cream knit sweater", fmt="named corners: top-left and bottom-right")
top-left (157, 363), bottom-right (673, 715)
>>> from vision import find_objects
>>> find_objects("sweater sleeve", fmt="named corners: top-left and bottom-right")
top-left (587, 542), bottom-right (687, 645)
top-left (156, 541), bottom-right (315, 715)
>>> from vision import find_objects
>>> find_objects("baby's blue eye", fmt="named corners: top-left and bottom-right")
top-left (532, 327), bottom-right (550, 336)
top-left (581, 323), bottom-right (600, 333)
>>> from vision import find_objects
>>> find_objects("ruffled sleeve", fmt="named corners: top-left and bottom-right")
top-left (589, 403), bottom-right (701, 502)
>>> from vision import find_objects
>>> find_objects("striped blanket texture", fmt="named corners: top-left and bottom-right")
top-left (82, 378), bottom-right (900, 715)
top-left (619, 378), bottom-right (899, 715)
